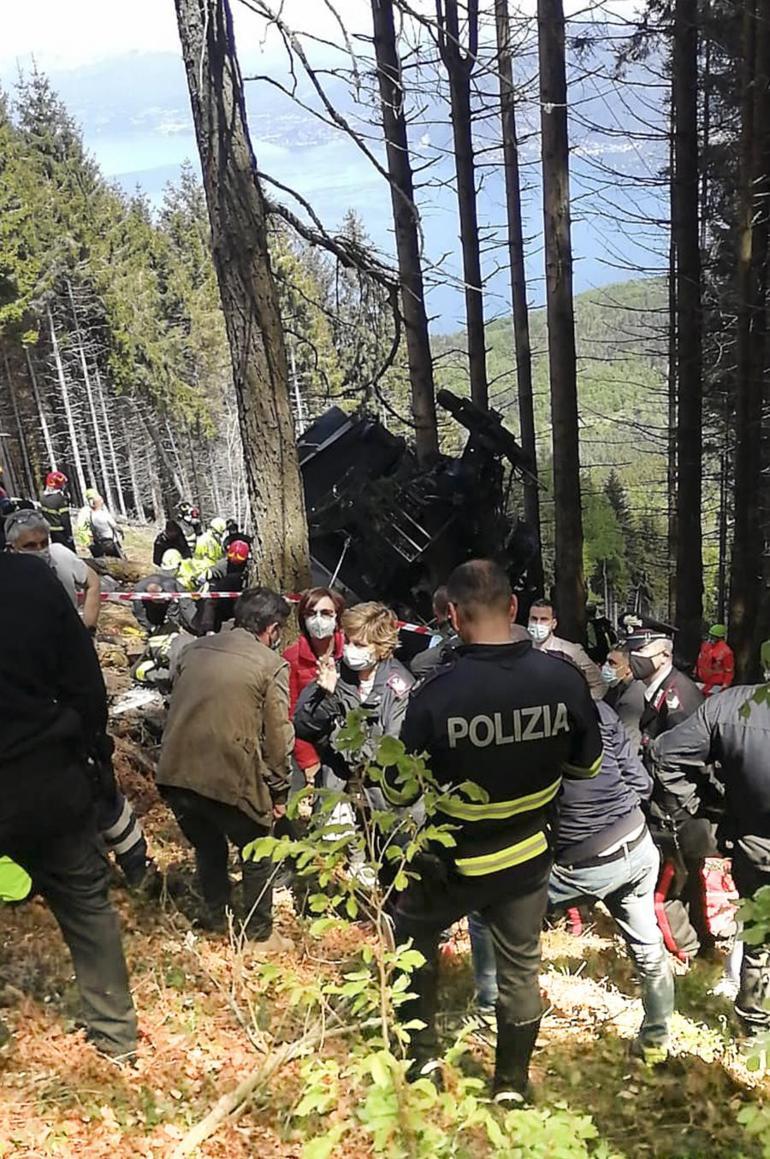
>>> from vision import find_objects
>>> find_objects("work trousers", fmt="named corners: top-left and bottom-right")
top-left (395, 855), bottom-right (550, 1089)
top-left (4, 818), bottom-right (137, 1056)
top-left (163, 787), bottom-right (274, 939)
top-left (732, 855), bottom-right (770, 1033)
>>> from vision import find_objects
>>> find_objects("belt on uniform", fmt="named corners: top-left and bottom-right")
top-left (558, 823), bottom-right (648, 871)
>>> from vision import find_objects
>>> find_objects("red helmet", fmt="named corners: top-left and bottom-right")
top-left (227, 539), bottom-right (250, 564)
top-left (45, 471), bottom-right (68, 490)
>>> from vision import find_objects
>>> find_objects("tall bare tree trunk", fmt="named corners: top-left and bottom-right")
top-left (495, 0), bottom-right (543, 594)
top-left (437, 0), bottom-right (488, 407)
top-left (667, 129), bottom-right (678, 625)
top-left (174, 0), bottom-right (309, 589)
top-left (66, 279), bottom-right (114, 509)
top-left (672, 0), bottom-right (703, 666)
top-left (93, 363), bottom-right (127, 518)
top-left (538, 0), bottom-right (585, 641)
top-left (122, 410), bottom-right (145, 521)
top-left (371, 0), bottom-right (438, 463)
top-left (25, 346), bottom-right (56, 471)
top-left (3, 353), bottom-right (35, 495)
top-left (47, 306), bottom-right (87, 502)
top-left (729, 0), bottom-right (770, 679)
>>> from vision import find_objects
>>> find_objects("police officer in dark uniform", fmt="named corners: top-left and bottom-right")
top-left (650, 686), bottom-right (770, 1034)
top-left (627, 626), bottom-right (714, 957)
top-left (627, 627), bottom-right (703, 746)
top-left (383, 560), bottom-right (603, 1099)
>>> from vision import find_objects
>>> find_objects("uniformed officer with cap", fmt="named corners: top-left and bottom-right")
top-left (625, 624), bottom-right (703, 746)
top-left (626, 624), bottom-right (716, 956)
top-left (381, 559), bottom-right (603, 1100)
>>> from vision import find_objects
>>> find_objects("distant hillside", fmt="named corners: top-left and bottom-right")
top-left (436, 277), bottom-right (669, 513)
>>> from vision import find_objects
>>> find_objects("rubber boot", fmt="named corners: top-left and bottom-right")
top-left (493, 1018), bottom-right (540, 1103)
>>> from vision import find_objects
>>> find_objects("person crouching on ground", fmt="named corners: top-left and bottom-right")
top-left (156, 587), bottom-right (294, 953)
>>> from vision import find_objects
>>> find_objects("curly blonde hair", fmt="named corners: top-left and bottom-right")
top-left (341, 602), bottom-right (400, 660)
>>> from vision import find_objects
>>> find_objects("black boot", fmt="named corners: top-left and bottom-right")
top-left (493, 1018), bottom-right (540, 1103)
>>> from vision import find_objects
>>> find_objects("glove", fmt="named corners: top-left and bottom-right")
top-left (87, 734), bottom-right (118, 803)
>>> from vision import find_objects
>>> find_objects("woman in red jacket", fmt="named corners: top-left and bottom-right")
top-left (284, 587), bottom-right (346, 783)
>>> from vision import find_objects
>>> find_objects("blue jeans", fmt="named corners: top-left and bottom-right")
top-left (468, 829), bottom-right (673, 1046)
top-left (550, 829), bottom-right (673, 1046)
top-left (469, 911), bottom-right (499, 1008)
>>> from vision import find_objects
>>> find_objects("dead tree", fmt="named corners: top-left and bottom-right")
top-left (436, 0), bottom-right (488, 407)
top-left (495, 0), bottom-right (543, 593)
top-left (671, 0), bottom-right (703, 666)
top-left (174, 0), bottom-right (310, 588)
top-left (729, 0), bottom-right (770, 679)
top-left (538, 0), bottom-right (586, 640)
top-left (371, 0), bottom-right (439, 463)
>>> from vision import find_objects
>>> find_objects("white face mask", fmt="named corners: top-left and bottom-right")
top-left (305, 612), bottom-right (336, 640)
top-left (20, 546), bottom-right (52, 566)
top-left (343, 642), bottom-right (377, 671)
top-left (528, 621), bottom-right (551, 643)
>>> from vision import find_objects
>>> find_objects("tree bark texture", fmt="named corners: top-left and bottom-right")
top-left (537, 0), bottom-right (586, 641)
top-left (495, 0), bottom-right (543, 594)
top-left (174, 0), bottom-right (310, 590)
top-left (672, 0), bottom-right (703, 667)
top-left (371, 0), bottom-right (439, 464)
top-left (47, 306), bottom-right (87, 502)
top-left (437, 0), bottom-right (488, 407)
top-left (729, 0), bottom-right (770, 680)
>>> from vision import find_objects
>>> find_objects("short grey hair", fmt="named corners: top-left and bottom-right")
top-left (4, 510), bottom-right (51, 545)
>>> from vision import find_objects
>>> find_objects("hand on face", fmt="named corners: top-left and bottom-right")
top-left (317, 654), bottom-right (339, 693)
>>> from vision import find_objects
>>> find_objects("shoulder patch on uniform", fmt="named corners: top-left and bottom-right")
top-left (665, 690), bottom-right (681, 710)
top-left (387, 672), bottom-right (411, 699)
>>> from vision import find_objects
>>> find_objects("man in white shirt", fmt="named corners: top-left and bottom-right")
top-left (527, 598), bottom-right (605, 700)
top-left (4, 509), bottom-right (101, 631)
top-left (86, 491), bottom-right (123, 559)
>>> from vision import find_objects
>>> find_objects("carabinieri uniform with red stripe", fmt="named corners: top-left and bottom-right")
top-left (382, 626), bottom-right (603, 1093)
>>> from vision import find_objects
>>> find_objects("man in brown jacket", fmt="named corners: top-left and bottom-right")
top-left (157, 587), bottom-right (294, 951)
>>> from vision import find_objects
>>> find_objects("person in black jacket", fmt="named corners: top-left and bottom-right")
top-left (294, 601), bottom-right (414, 793)
top-left (0, 553), bottom-right (136, 1059)
top-left (40, 470), bottom-right (74, 551)
top-left (651, 687), bottom-right (770, 1034)
top-left (602, 645), bottom-right (646, 752)
top-left (470, 700), bottom-right (673, 1063)
top-left (152, 520), bottom-right (192, 567)
top-left (381, 560), bottom-right (603, 1100)
top-left (628, 627), bottom-right (715, 957)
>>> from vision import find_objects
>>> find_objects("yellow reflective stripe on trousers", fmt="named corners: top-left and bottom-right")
top-left (441, 776), bottom-right (562, 821)
top-left (455, 830), bottom-right (549, 877)
top-left (562, 750), bottom-right (603, 780)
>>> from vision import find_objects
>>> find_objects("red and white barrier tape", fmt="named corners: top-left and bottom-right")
top-left (97, 589), bottom-right (433, 636)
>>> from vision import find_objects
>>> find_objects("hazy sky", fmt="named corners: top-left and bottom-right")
top-left (1, 0), bottom-right (376, 71)
top-left (2, 0), bottom-right (639, 71)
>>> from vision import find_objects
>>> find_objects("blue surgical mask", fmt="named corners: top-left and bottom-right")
top-left (601, 663), bottom-right (620, 686)
top-left (528, 622), bottom-right (551, 643)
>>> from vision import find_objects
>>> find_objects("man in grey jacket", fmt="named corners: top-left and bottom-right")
top-left (527, 598), bottom-right (605, 700)
top-left (157, 588), bottom-right (294, 951)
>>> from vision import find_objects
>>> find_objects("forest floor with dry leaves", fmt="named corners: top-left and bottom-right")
top-left (1, 534), bottom-right (769, 1157)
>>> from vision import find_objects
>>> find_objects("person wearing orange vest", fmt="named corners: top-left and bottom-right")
top-left (695, 625), bottom-right (735, 696)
